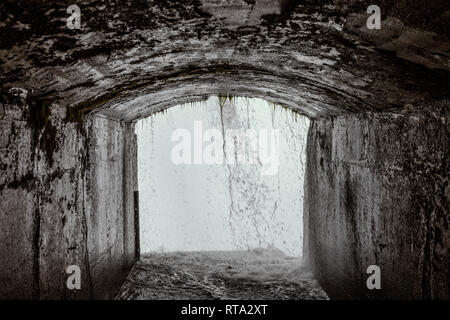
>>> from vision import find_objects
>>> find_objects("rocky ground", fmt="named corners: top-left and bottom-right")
top-left (116, 249), bottom-right (328, 300)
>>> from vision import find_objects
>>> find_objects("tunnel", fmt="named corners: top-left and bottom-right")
top-left (0, 0), bottom-right (449, 300)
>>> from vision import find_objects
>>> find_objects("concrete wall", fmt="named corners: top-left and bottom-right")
top-left (0, 90), bottom-right (137, 299)
top-left (84, 116), bottom-right (138, 299)
top-left (304, 102), bottom-right (449, 299)
top-left (2, 85), bottom-right (448, 300)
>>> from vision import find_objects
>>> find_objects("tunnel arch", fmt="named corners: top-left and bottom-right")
top-left (78, 60), bottom-right (374, 122)
top-left (0, 0), bottom-right (448, 300)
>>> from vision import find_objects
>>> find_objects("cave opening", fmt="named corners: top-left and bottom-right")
top-left (115, 96), bottom-right (328, 299)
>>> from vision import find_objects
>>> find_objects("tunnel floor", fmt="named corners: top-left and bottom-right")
top-left (116, 250), bottom-right (328, 300)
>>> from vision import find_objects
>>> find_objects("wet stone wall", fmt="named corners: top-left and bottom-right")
top-left (304, 101), bottom-right (449, 299)
top-left (0, 90), bottom-right (137, 299)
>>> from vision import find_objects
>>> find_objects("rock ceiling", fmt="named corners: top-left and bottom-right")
top-left (0, 0), bottom-right (448, 120)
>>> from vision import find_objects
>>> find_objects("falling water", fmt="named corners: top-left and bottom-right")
top-left (119, 97), bottom-right (328, 300)
top-left (135, 96), bottom-right (310, 257)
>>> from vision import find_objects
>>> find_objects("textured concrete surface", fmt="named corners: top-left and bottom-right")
top-left (83, 115), bottom-right (138, 299)
top-left (304, 101), bottom-right (449, 299)
top-left (0, 89), bottom-right (137, 299)
top-left (0, 0), bottom-right (449, 120)
top-left (0, 0), bottom-right (449, 300)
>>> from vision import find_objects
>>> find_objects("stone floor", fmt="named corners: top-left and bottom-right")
top-left (116, 250), bottom-right (328, 300)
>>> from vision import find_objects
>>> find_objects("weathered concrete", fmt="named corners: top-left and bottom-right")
top-left (0, 89), bottom-right (137, 299)
top-left (83, 115), bottom-right (138, 299)
top-left (0, 0), bottom-right (449, 300)
top-left (304, 101), bottom-right (449, 299)
top-left (0, 1), bottom-right (448, 120)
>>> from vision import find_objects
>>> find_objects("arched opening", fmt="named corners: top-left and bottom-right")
top-left (115, 96), bottom-right (328, 299)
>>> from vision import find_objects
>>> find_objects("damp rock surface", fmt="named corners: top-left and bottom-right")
top-left (0, 91), bottom-right (137, 299)
top-left (0, 1), bottom-right (448, 120)
top-left (305, 104), bottom-right (449, 299)
top-left (116, 250), bottom-right (328, 300)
